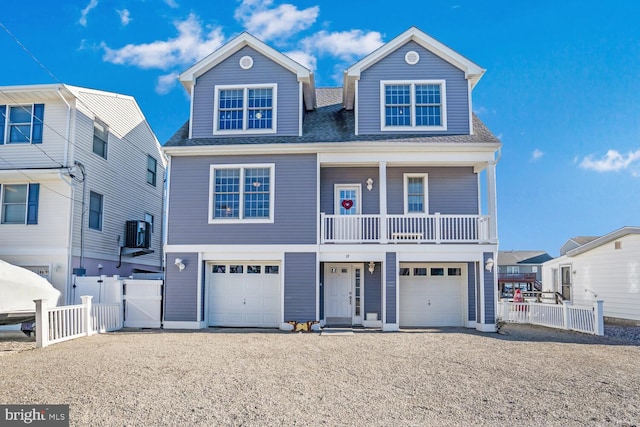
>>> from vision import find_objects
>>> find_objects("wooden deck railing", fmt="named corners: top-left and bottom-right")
top-left (320, 213), bottom-right (490, 243)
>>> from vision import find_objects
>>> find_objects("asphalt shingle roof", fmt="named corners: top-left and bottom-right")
top-left (498, 251), bottom-right (553, 265)
top-left (165, 88), bottom-right (501, 147)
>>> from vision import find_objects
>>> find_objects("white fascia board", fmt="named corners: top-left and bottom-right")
top-left (163, 141), bottom-right (501, 157)
top-left (179, 32), bottom-right (312, 90)
top-left (165, 244), bottom-right (318, 254)
top-left (566, 227), bottom-right (640, 257)
top-left (345, 27), bottom-right (485, 87)
top-left (0, 169), bottom-right (68, 180)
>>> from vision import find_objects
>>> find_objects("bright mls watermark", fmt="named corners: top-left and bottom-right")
top-left (1, 405), bottom-right (68, 426)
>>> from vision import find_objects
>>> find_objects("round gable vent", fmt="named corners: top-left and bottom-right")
top-left (405, 51), bottom-right (420, 65)
top-left (239, 55), bottom-right (254, 70)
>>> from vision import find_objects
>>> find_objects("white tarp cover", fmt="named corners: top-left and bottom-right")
top-left (0, 259), bottom-right (60, 312)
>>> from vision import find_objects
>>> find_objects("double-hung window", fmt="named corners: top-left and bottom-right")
top-left (89, 191), bottom-right (104, 231)
top-left (147, 155), bottom-right (157, 186)
top-left (0, 183), bottom-right (39, 224)
top-left (0, 104), bottom-right (45, 144)
top-left (403, 173), bottom-right (428, 214)
top-left (381, 80), bottom-right (446, 131)
top-left (93, 119), bottom-right (108, 159)
top-left (209, 164), bottom-right (274, 223)
top-left (214, 84), bottom-right (277, 134)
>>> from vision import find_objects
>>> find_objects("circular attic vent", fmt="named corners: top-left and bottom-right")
top-left (239, 55), bottom-right (254, 70)
top-left (405, 51), bottom-right (420, 65)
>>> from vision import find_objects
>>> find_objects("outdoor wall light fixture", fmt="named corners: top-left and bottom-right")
top-left (366, 178), bottom-right (374, 191)
top-left (368, 261), bottom-right (375, 274)
top-left (174, 258), bottom-right (186, 271)
top-left (485, 258), bottom-right (494, 272)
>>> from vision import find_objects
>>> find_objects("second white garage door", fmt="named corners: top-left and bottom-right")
top-left (208, 263), bottom-right (281, 327)
top-left (399, 263), bottom-right (466, 327)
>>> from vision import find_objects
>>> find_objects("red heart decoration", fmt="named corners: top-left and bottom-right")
top-left (341, 199), bottom-right (354, 210)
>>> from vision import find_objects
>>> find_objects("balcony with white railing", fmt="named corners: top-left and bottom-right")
top-left (320, 213), bottom-right (490, 244)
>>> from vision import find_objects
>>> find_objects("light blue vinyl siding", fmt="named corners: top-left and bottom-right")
top-left (386, 167), bottom-right (478, 215)
top-left (191, 46), bottom-right (300, 138)
top-left (284, 252), bottom-right (317, 322)
top-left (385, 252), bottom-right (397, 324)
top-left (320, 167), bottom-right (379, 214)
top-left (163, 252), bottom-right (199, 322)
top-left (467, 262), bottom-right (476, 322)
top-left (483, 252), bottom-right (496, 323)
top-left (167, 154), bottom-right (317, 245)
top-left (365, 262), bottom-right (382, 318)
top-left (357, 41), bottom-right (470, 135)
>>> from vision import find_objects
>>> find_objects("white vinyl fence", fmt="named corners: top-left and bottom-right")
top-left (34, 296), bottom-right (122, 348)
top-left (497, 300), bottom-right (604, 336)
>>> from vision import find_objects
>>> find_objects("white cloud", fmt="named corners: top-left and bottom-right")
top-left (117, 9), bottom-right (131, 26)
top-left (284, 50), bottom-right (316, 71)
top-left (164, 0), bottom-right (179, 8)
top-left (301, 30), bottom-right (384, 60)
top-left (234, 0), bottom-right (319, 41)
top-left (79, 0), bottom-right (99, 27)
top-left (156, 72), bottom-right (179, 94)
top-left (531, 149), bottom-right (544, 161)
top-left (101, 13), bottom-right (225, 70)
top-left (579, 149), bottom-right (640, 174)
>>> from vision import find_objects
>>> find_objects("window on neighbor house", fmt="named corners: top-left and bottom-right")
top-left (0, 183), bottom-right (39, 224)
top-left (145, 213), bottom-right (154, 233)
top-left (210, 164), bottom-right (274, 222)
top-left (92, 119), bottom-right (108, 159)
top-left (506, 266), bottom-right (520, 274)
top-left (147, 156), bottom-right (157, 186)
top-left (0, 104), bottom-right (44, 144)
top-left (89, 191), bottom-right (103, 231)
top-left (381, 81), bottom-right (446, 130)
top-left (404, 174), bottom-right (428, 214)
top-left (214, 85), bottom-right (276, 133)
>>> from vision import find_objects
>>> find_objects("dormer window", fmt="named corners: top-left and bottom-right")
top-left (214, 84), bottom-right (277, 135)
top-left (380, 80), bottom-right (446, 131)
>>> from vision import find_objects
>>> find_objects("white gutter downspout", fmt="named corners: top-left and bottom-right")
top-left (56, 87), bottom-right (72, 167)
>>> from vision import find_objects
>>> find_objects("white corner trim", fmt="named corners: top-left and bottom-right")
top-left (468, 79), bottom-right (473, 135)
top-left (163, 321), bottom-right (204, 329)
top-left (354, 79), bottom-right (359, 136)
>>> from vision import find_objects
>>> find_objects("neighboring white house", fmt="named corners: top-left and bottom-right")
top-left (0, 84), bottom-right (165, 304)
top-left (542, 226), bottom-right (640, 323)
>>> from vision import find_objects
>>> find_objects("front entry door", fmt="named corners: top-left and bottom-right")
top-left (325, 264), bottom-right (353, 324)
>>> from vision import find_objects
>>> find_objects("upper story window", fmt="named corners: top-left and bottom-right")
top-left (380, 81), bottom-right (446, 131)
top-left (89, 191), bottom-right (103, 231)
top-left (214, 84), bottom-right (277, 135)
top-left (209, 164), bottom-right (274, 223)
top-left (93, 119), bottom-right (108, 159)
top-left (506, 266), bottom-right (520, 274)
top-left (0, 183), bottom-right (39, 225)
top-left (147, 155), bottom-right (157, 186)
top-left (403, 173), bottom-right (428, 214)
top-left (0, 104), bottom-right (44, 144)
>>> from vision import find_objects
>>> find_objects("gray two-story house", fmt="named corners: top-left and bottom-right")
top-left (162, 27), bottom-right (501, 331)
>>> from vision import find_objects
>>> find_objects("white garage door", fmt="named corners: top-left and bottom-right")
top-left (399, 263), bottom-right (465, 327)
top-left (208, 263), bottom-right (281, 327)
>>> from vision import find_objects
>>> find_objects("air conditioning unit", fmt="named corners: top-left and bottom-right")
top-left (125, 220), bottom-right (151, 249)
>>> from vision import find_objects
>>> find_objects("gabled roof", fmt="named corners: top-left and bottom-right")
top-left (179, 32), bottom-right (315, 110)
top-left (343, 26), bottom-right (485, 109)
top-left (566, 226), bottom-right (640, 257)
top-left (498, 251), bottom-right (553, 266)
top-left (559, 235), bottom-right (600, 255)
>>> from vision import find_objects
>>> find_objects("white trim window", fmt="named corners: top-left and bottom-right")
top-left (0, 104), bottom-right (45, 144)
top-left (209, 164), bottom-right (275, 223)
top-left (0, 183), bottom-right (40, 225)
top-left (403, 173), bottom-right (428, 214)
top-left (88, 191), bottom-right (104, 231)
top-left (214, 84), bottom-right (277, 134)
top-left (92, 118), bottom-right (108, 159)
top-left (380, 80), bottom-right (446, 131)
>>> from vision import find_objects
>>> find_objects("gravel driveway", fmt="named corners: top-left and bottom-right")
top-left (1, 324), bottom-right (639, 426)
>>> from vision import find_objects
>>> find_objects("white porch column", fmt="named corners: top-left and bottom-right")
top-left (486, 161), bottom-right (498, 243)
top-left (379, 161), bottom-right (387, 243)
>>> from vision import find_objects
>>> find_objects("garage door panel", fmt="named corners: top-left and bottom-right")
top-left (208, 262), bottom-right (281, 328)
top-left (400, 264), bottom-right (465, 327)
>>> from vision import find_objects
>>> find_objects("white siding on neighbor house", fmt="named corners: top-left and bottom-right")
top-left (69, 91), bottom-right (164, 268)
top-left (543, 234), bottom-right (640, 322)
top-left (0, 99), bottom-right (71, 168)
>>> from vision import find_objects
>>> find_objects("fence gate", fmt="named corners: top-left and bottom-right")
top-left (123, 279), bottom-right (162, 328)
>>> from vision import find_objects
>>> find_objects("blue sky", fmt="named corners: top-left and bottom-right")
top-left (1, 0), bottom-right (639, 256)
